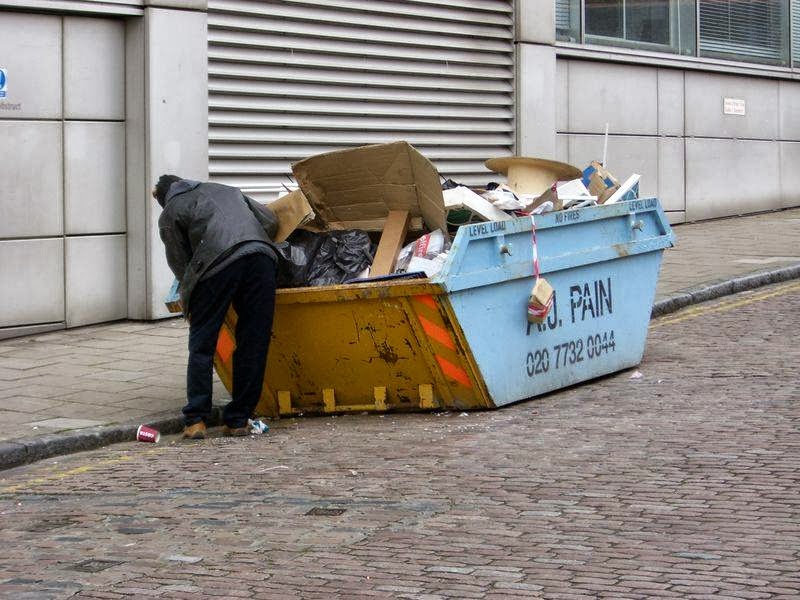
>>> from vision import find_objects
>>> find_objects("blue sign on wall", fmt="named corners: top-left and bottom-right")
top-left (0, 68), bottom-right (7, 99)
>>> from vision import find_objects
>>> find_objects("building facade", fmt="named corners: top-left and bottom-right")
top-left (0, 0), bottom-right (797, 338)
top-left (542, 0), bottom-right (800, 224)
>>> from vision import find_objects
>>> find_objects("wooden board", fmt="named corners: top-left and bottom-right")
top-left (370, 210), bottom-right (411, 276)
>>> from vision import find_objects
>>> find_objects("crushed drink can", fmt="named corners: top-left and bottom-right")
top-left (136, 424), bottom-right (160, 443)
top-left (248, 418), bottom-right (269, 435)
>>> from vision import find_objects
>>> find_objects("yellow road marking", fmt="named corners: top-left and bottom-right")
top-left (0, 448), bottom-right (163, 494)
top-left (651, 281), bottom-right (800, 329)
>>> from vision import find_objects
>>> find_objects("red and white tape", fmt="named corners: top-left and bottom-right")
top-left (527, 215), bottom-right (553, 321)
top-left (530, 215), bottom-right (541, 279)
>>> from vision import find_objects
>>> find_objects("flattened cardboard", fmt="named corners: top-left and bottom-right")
top-left (531, 185), bottom-right (563, 212)
top-left (291, 141), bottom-right (446, 233)
top-left (325, 216), bottom-right (424, 232)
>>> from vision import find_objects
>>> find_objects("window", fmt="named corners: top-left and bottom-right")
top-left (556, 0), bottom-right (800, 67)
top-left (586, 0), bottom-right (671, 45)
top-left (557, 0), bottom-right (696, 55)
top-left (699, 0), bottom-right (790, 65)
top-left (556, 0), bottom-right (580, 42)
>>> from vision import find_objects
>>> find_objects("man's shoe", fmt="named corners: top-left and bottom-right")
top-left (183, 422), bottom-right (207, 440)
top-left (222, 424), bottom-right (250, 437)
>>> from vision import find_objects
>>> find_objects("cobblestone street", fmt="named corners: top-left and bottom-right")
top-left (1, 281), bottom-right (798, 599)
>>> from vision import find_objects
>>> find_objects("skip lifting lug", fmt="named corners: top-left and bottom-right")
top-left (497, 235), bottom-right (512, 256)
top-left (629, 213), bottom-right (644, 232)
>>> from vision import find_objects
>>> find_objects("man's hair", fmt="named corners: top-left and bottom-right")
top-left (153, 174), bottom-right (182, 207)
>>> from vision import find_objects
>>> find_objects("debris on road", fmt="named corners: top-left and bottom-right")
top-left (248, 418), bottom-right (269, 435)
top-left (136, 424), bottom-right (160, 443)
top-left (163, 555), bottom-right (203, 564)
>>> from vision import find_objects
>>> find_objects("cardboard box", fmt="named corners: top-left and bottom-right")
top-left (582, 161), bottom-right (620, 204)
top-left (291, 141), bottom-right (446, 233)
top-left (268, 189), bottom-right (315, 243)
top-left (527, 277), bottom-right (554, 324)
top-left (604, 173), bottom-right (640, 205)
top-left (597, 185), bottom-right (620, 204)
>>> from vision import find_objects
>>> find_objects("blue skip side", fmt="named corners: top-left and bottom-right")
top-left (434, 198), bottom-right (676, 407)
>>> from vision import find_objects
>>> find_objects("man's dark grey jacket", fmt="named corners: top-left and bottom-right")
top-left (158, 180), bottom-right (279, 315)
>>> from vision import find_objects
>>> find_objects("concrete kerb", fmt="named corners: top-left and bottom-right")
top-left (1, 263), bottom-right (798, 473)
top-left (0, 407), bottom-right (223, 472)
top-left (651, 263), bottom-right (800, 318)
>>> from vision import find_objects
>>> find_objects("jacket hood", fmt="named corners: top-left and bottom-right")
top-left (165, 179), bottom-right (202, 203)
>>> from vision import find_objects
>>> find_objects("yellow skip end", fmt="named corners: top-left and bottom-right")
top-left (322, 388), bottom-right (336, 413)
top-left (373, 387), bottom-right (387, 411)
top-left (277, 390), bottom-right (292, 415)
top-left (419, 384), bottom-right (437, 409)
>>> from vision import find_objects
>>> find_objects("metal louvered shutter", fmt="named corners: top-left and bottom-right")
top-left (698, 0), bottom-right (789, 65)
top-left (208, 0), bottom-right (515, 201)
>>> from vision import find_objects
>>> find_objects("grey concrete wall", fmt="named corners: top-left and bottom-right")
top-left (515, 0), bottom-right (557, 162)
top-left (518, 44), bottom-right (557, 158)
top-left (142, 7), bottom-right (209, 319)
top-left (126, 5), bottom-right (210, 320)
top-left (1, 1), bottom-right (208, 334)
top-left (553, 57), bottom-right (800, 223)
top-left (0, 11), bottom-right (129, 333)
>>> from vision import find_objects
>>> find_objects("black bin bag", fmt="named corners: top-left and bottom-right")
top-left (276, 229), bottom-right (375, 288)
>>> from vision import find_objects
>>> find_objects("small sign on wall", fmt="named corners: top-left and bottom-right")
top-left (723, 97), bottom-right (746, 116)
top-left (0, 68), bottom-right (7, 99)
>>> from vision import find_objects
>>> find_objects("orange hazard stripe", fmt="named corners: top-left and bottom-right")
top-left (435, 355), bottom-right (473, 389)
top-left (216, 328), bottom-right (235, 364)
top-left (418, 315), bottom-right (457, 351)
top-left (415, 294), bottom-right (437, 311)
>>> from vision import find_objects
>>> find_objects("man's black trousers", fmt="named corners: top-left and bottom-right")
top-left (184, 253), bottom-right (277, 428)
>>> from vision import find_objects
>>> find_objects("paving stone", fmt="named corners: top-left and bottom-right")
top-left (0, 385), bottom-right (66, 400)
top-left (27, 418), bottom-right (105, 430)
